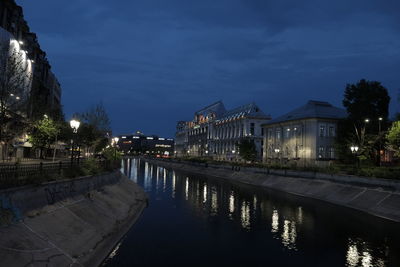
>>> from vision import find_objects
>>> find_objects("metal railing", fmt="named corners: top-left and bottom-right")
top-left (0, 159), bottom-right (120, 190)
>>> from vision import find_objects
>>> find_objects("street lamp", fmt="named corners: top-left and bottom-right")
top-left (350, 146), bottom-right (358, 153)
top-left (70, 119), bottom-right (80, 133)
top-left (113, 137), bottom-right (119, 160)
top-left (274, 148), bottom-right (280, 164)
top-left (378, 117), bottom-right (383, 166)
top-left (350, 145), bottom-right (359, 168)
top-left (70, 119), bottom-right (80, 165)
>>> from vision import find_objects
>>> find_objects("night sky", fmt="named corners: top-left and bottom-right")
top-left (16, 0), bottom-right (400, 138)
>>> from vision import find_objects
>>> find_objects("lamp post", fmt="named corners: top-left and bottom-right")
top-left (274, 148), bottom-right (280, 165)
top-left (70, 119), bottom-right (80, 166)
top-left (350, 145), bottom-right (359, 168)
top-left (113, 137), bottom-right (119, 160)
top-left (378, 117), bottom-right (383, 166)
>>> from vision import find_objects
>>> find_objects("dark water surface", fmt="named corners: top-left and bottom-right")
top-left (104, 158), bottom-right (400, 267)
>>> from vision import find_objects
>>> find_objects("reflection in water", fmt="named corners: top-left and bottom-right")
top-left (297, 206), bottom-right (303, 224)
top-left (163, 170), bottom-right (167, 192)
top-left (113, 158), bottom-right (400, 267)
top-left (240, 201), bottom-right (251, 229)
top-left (172, 172), bottom-right (176, 198)
top-left (130, 158), bottom-right (138, 183)
top-left (281, 220), bottom-right (297, 250)
top-left (210, 186), bottom-right (218, 215)
top-left (271, 210), bottom-right (279, 233)
top-left (185, 177), bottom-right (189, 200)
top-left (107, 241), bottom-right (122, 260)
top-left (229, 192), bottom-right (235, 215)
top-left (253, 195), bottom-right (257, 214)
top-left (346, 244), bottom-right (360, 267)
top-left (345, 239), bottom-right (386, 267)
top-left (203, 184), bottom-right (207, 203)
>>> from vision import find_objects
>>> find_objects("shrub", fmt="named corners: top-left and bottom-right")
top-left (81, 158), bottom-right (101, 176)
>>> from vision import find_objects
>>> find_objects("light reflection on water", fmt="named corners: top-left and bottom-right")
top-left (110, 158), bottom-right (400, 267)
top-left (345, 238), bottom-right (387, 267)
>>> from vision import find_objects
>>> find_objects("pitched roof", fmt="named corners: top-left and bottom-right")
top-left (264, 100), bottom-right (347, 125)
top-left (194, 100), bottom-right (226, 118)
top-left (218, 102), bottom-right (270, 121)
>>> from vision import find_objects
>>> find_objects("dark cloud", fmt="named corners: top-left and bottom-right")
top-left (16, 0), bottom-right (400, 137)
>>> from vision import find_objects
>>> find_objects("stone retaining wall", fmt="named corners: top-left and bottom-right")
top-left (0, 171), bottom-right (147, 267)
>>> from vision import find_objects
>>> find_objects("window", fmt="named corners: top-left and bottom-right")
top-left (294, 126), bottom-right (301, 137)
top-left (285, 128), bottom-right (291, 138)
top-left (261, 127), bottom-right (264, 137)
top-left (268, 129), bottom-right (273, 140)
top-left (329, 147), bottom-right (335, 158)
top-left (319, 125), bottom-right (325, 137)
top-left (250, 123), bottom-right (255, 135)
top-left (276, 129), bottom-right (281, 140)
top-left (329, 126), bottom-right (335, 137)
top-left (318, 146), bottom-right (325, 158)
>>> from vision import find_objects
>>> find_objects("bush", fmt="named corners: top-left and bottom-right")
top-left (102, 147), bottom-right (122, 161)
top-left (81, 158), bottom-right (101, 176)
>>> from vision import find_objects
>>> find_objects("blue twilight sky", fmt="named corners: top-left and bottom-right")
top-left (16, 0), bottom-right (400, 138)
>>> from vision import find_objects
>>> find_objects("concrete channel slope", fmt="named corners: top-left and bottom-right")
top-left (146, 158), bottom-right (400, 223)
top-left (0, 171), bottom-right (147, 267)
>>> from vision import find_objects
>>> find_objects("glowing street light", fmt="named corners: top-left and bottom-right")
top-left (70, 119), bottom-right (80, 165)
top-left (113, 137), bottom-right (119, 159)
top-left (350, 146), bottom-right (359, 153)
top-left (113, 137), bottom-right (119, 145)
top-left (70, 119), bottom-right (80, 133)
top-left (364, 118), bottom-right (370, 123)
top-left (350, 145), bottom-right (359, 168)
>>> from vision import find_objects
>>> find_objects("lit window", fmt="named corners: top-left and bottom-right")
top-left (285, 128), bottom-right (290, 138)
top-left (318, 146), bottom-right (324, 158)
top-left (319, 125), bottom-right (325, 137)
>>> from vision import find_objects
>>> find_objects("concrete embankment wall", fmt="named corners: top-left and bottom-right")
top-left (0, 171), bottom-right (147, 267)
top-left (145, 158), bottom-right (400, 223)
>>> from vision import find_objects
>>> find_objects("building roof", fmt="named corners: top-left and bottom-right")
top-left (264, 100), bottom-right (347, 125)
top-left (218, 102), bottom-right (270, 122)
top-left (194, 100), bottom-right (226, 118)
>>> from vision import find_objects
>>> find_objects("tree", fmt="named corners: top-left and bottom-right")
top-left (343, 79), bottom-right (390, 123)
top-left (338, 79), bottom-right (391, 165)
top-left (72, 103), bottom-right (112, 156)
top-left (0, 41), bottom-right (32, 159)
top-left (78, 103), bottom-right (111, 135)
top-left (28, 115), bottom-right (60, 159)
top-left (386, 121), bottom-right (400, 157)
top-left (238, 138), bottom-right (257, 162)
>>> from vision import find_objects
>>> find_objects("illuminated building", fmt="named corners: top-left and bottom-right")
top-left (0, 1), bottom-right (63, 160)
top-left (262, 100), bottom-right (346, 165)
top-left (117, 132), bottom-right (174, 157)
top-left (0, 0), bottom-right (62, 119)
top-left (175, 101), bottom-right (271, 161)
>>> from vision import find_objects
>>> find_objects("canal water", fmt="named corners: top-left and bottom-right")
top-left (103, 158), bottom-right (400, 267)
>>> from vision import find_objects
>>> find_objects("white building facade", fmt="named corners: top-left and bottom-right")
top-left (175, 101), bottom-right (271, 161)
top-left (262, 101), bottom-right (346, 166)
